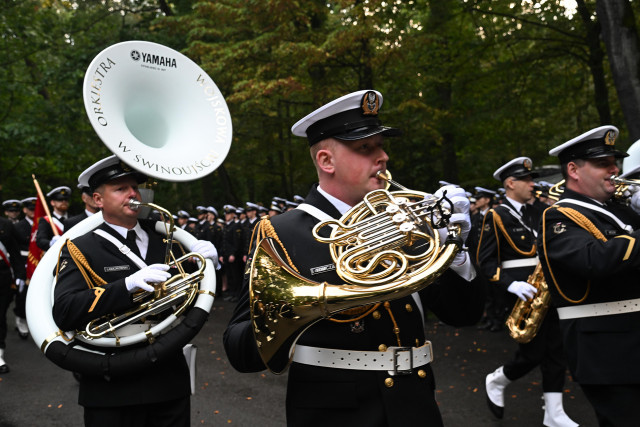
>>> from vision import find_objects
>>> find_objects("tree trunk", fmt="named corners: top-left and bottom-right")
top-left (596, 0), bottom-right (640, 140)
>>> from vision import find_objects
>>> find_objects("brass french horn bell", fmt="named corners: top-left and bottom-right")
top-left (249, 172), bottom-right (463, 373)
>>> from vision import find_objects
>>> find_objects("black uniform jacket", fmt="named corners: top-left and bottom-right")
top-left (36, 214), bottom-right (66, 251)
top-left (52, 220), bottom-right (190, 408)
top-left (64, 211), bottom-right (90, 231)
top-left (538, 188), bottom-right (640, 384)
top-left (224, 184), bottom-right (484, 426)
top-left (477, 200), bottom-right (539, 289)
top-left (0, 217), bottom-right (26, 283)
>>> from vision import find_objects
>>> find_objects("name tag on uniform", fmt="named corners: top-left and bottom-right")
top-left (605, 230), bottom-right (619, 237)
top-left (104, 265), bottom-right (131, 272)
top-left (310, 263), bottom-right (335, 275)
top-left (511, 227), bottom-right (524, 232)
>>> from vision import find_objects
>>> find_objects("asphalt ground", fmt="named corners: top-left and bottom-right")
top-left (0, 299), bottom-right (597, 426)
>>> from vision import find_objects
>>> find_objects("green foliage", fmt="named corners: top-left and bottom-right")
top-left (2, 0), bottom-right (639, 215)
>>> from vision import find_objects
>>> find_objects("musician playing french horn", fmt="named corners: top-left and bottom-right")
top-left (539, 126), bottom-right (640, 427)
top-left (53, 156), bottom-right (218, 427)
top-left (479, 157), bottom-right (577, 426)
top-left (223, 90), bottom-right (485, 426)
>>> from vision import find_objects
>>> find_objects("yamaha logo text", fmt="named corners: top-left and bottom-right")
top-left (130, 50), bottom-right (178, 68)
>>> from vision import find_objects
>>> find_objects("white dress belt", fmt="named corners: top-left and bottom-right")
top-left (557, 298), bottom-right (640, 320)
top-left (501, 257), bottom-right (539, 269)
top-left (292, 342), bottom-right (433, 375)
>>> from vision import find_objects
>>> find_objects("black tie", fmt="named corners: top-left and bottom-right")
top-left (126, 230), bottom-right (141, 257)
top-left (520, 205), bottom-right (531, 228)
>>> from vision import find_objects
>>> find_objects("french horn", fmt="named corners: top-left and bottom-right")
top-left (249, 172), bottom-right (463, 373)
top-left (26, 41), bottom-right (230, 374)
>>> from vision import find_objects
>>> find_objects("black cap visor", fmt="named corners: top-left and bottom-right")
top-left (334, 125), bottom-right (402, 142)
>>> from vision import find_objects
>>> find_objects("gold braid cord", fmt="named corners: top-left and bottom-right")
top-left (541, 206), bottom-right (606, 304)
top-left (492, 211), bottom-right (537, 257)
top-left (251, 217), bottom-right (300, 273)
top-left (57, 240), bottom-right (107, 289)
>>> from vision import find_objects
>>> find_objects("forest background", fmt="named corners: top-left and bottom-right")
top-left (2, 0), bottom-right (640, 213)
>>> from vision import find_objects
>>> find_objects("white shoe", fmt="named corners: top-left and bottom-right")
top-left (543, 392), bottom-right (579, 427)
top-left (485, 366), bottom-right (511, 419)
top-left (0, 348), bottom-right (9, 374)
top-left (15, 317), bottom-right (29, 339)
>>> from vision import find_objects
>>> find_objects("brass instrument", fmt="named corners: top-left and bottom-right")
top-left (610, 175), bottom-right (640, 202)
top-left (249, 173), bottom-right (462, 373)
top-left (78, 200), bottom-right (206, 343)
top-left (505, 263), bottom-right (551, 344)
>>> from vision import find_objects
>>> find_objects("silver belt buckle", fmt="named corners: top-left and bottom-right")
top-left (392, 346), bottom-right (413, 375)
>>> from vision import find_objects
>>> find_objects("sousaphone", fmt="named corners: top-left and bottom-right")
top-left (26, 41), bottom-right (232, 376)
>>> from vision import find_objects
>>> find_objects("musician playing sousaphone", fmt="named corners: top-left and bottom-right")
top-left (478, 157), bottom-right (577, 426)
top-left (53, 155), bottom-right (218, 427)
top-left (224, 90), bottom-right (485, 426)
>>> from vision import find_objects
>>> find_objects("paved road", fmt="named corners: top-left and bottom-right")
top-left (0, 299), bottom-right (597, 426)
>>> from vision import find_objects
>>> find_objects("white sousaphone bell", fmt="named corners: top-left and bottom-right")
top-left (26, 41), bottom-right (232, 375)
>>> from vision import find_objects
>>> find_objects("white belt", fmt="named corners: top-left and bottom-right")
top-left (20, 250), bottom-right (29, 257)
top-left (501, 257), bottom-right (538, 269)
top-left (557, 298), bottom-right (640, 320)
top-left (292, 342), bottom-right (433, 375)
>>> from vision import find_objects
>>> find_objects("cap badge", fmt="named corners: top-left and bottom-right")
top-left (120, 161), bottom-right (132, 172)
top-left (605, 130), bottom-right (616, 146)
top-left (361, 91), bottom-right (380, 116)
top-left (523, 158), bottom-right (532, 170)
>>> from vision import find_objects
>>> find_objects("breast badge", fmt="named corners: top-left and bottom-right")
top-left (553, 222), bottom-right (566, 234)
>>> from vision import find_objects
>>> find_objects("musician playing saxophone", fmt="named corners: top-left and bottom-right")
top-left (224, 90), bottom-right (485, 426)
top-left (52, 155), bottom-right (218, 427)
top-left (478, 157), bottom-right (577, 426)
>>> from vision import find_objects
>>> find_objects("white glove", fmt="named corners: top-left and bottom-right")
top-left (433, 186), bottom-right (471, 243)
top-left (507, 281), bottom-right (537, 301)
top-left (190, 240), bottom-right (221, 269)
top-left (15, 278), bottom-right (26, 293)
top-left (125, 264), bottom-right (170, 293)
top-left (49, 235), bottom-right (61, 247)
top-left (630, 191), bottom-right (640, 215)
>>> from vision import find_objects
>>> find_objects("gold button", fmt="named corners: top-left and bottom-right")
top-left (378, 344), bottom-right (388, 352)
top-left (372, 310), bottom-right (381, 320)
top-left (418, 369), bottom-right (426, 378)
top-left (521, 235), bottom-right (525, 240)
top-left (384, 378), bottom-right (394, 388)
top-left (405, 304), bottom-right (413, 312)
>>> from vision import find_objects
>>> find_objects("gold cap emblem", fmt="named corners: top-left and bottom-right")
top-left (605, 130), bottom-right (616, 146)
top-left (361, 91), bottom-right (380, 116)
top-left (120, 161), bottom-right (132, 172)
top-left (523, 158), bottom-right (532, 170)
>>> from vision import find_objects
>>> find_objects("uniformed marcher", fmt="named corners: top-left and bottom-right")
top-left (219, 205), bottom-right (242, 301)
top-left (224, 90), bottom-right (484, 426)
top-left (176, 210), bottom-right (189, 230)
top-left (479, 157), bottom-right (577, 426)
top-left (3, 200), bottom-right (22, 224)
top-left (13, 197), bottom-right (36, 339)
top-left (52, 155), bottom-right (218, 427)
top-left (268, 202), bottom-right (282, 217)
top-left (242, 202), bottom-right (260, 263)
top-left (539, 126), bottom-right (640, 427)
top-left (0, 213), bottom-right (27, 372)
top-left (66, 185), bottom-right (100, 231)
top-left (36, 186), bottom-right (72, 250)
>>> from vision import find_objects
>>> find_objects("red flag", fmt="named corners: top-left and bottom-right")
top-left (26, 196), bottom-right (47, 279)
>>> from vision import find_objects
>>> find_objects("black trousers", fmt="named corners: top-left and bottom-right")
top-left (83, 396), bottom-right (190, 427)
top-left (0, 270), bottom-right (15, 349)
top-left (503, 309), bottom-right (566, 392)
top-left (580, 384), bottom-right (640, 427)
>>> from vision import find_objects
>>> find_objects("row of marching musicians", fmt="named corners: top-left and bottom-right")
top-left (3, 89), bottom-right (638, 427)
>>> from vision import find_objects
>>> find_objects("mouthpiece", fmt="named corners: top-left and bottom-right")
top-left (128, 199), bottom-right (142, 210)
top-left (376, 170), bottom-right (408, 191)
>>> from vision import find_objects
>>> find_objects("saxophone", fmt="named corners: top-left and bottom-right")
top-left (505, 263), bottom-right (551, 344)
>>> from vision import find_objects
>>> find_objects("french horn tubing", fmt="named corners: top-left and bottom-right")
top-left (249, 172), bottom-right (463, 373)
top-left (26, 40), bottom-right (229, 374)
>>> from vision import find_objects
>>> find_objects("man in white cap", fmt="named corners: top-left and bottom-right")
top-left (539, 126), bottom-right (640, 426)
top-left (2, 200), bottom-right (22, 224)
top-left (479, 157), bottom-right (577, 426)
top-left (52, 155), bottom-right (218, 427)
top-left (35, 186), bottom-right (72, 250)
top-left (224, 90), bottom-right (483, 426)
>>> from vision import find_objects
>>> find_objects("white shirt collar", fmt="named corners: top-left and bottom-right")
top-left (104, 221), bottom-right (149, 259)
top-left (317, 185), bottom-right (352, 215)
top-left (506, 196), bottom-right (524, 213)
